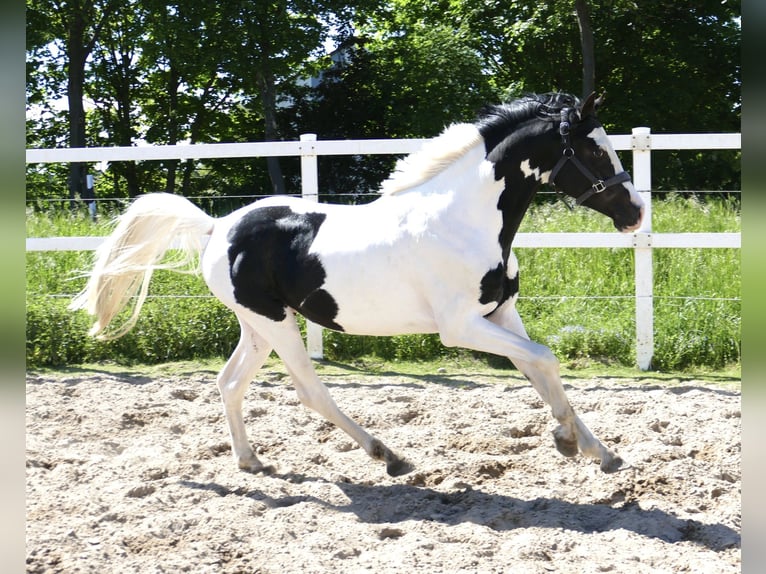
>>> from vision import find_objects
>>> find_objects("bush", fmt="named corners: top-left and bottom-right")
top-left (26, 195), bottom-right (740, 371)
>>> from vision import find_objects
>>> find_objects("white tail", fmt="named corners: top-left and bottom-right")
top-left (69, 193), bottom-right (215, 339)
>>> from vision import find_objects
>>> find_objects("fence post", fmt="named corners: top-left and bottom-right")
top-left (300, 133), bottom-right (324, 360)
top-left (632, 127), bottom-right (653, 370)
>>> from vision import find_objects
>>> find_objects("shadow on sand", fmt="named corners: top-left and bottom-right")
top-left (181, 476), bottom-right (739, 552)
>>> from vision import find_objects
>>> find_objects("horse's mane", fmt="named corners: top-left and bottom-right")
top-left (379, 123), bottom-right (484, 196)
top-left (474, 92), bottom-right (582, 151)
top-left (379, 92), bottom-right (581, 196)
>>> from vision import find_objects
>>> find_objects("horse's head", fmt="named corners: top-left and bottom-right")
top-left (548, 92), bottom-right (644, 232)
top-left (480, 92), bottom-right (644, 233)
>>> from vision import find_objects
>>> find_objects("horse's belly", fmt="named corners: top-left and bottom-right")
top-left (333, 309), bottom-right (439, 337)
top-left (320, 277), bottom-right (439, 336)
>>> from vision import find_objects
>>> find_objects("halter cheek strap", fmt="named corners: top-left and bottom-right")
top-left (549, 151), bottom-right (632, 206)
top-left (549, 107), bottom-right (631, 207)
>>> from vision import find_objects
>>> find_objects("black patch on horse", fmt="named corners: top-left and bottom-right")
top-left (479, 263), bottom-right (519, 314)
top-left (227, 206), bottom-right (344, 331)
top-left (474, 94), bottom-right (578, 308)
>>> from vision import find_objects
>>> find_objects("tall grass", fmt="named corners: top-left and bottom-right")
top-left (26, 194), bottom-right (740, 371)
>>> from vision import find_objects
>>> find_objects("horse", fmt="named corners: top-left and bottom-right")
top-left (70, 91), bottom-right (643, 478)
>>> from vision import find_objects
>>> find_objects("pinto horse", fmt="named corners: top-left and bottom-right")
top-left (71, 92), bottom-right (643, 477)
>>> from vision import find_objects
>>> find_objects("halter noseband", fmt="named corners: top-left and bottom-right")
top-left (549, 108), bottom-right (631, 209)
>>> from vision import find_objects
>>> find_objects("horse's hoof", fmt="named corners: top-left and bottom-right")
top-left (238, 457), bottom-right (275, 475)
top-left (599, 453), bottom-right (624, 474)
top-left (386, 457), bottom-right (415, 477)
top-left (552, 426), bottom-right (578, 458)
top-left (370, 439), bottom-right (414, 476)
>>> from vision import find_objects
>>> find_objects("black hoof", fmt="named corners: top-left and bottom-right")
top-left (370, 438), bottom-right (414, 476)
top-left (600, 454), bottom-right (624, 474)
top-left (386, 457), bottom-right (415, 477)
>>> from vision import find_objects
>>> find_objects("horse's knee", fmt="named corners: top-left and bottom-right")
top-left (529, 344), bottom-right (558, 371)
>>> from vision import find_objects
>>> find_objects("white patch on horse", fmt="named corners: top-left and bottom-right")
top-left (380, 123), bottom-right (483, 195)
top-left (587, 127), bottom-right (643, 210)
top-left (312, 148), bottom-right (505, 336)
top-left (519, 159), bottom-right (551, 183)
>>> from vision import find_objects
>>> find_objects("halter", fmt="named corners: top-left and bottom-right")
top-left (549, 108), bottom-right (631, 209)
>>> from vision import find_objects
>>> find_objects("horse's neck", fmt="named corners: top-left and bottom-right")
top-left (495, 170), bottom-right (541, 262)
top-left (378, 146), bottom-right (539, 265)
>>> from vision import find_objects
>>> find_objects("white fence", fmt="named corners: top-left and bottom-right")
top-left (26, 129), bottom-right (741, 370)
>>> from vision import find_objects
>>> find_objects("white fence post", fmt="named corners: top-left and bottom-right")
top-left (299, 133), bottom-right (324, 360)
top-left (632, 127), bottom-right (653, 370)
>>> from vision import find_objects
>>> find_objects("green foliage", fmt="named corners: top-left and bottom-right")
top-left (26, 196), bottom-right (740, 371)
top-left (285, 23), bottom-right (497, 200)
top-left (26, 0), bottom-right (740, 201)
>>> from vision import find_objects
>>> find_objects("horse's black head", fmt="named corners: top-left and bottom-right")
top-left (479, 92), bottom-right (644, 233)
top-left (551, 92), bottom-right (644, 231)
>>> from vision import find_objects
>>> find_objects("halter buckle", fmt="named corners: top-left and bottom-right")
top-left (592, 180), bottom-right (606, 194)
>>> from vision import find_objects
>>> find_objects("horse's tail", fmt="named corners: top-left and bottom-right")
top-left (69, 193), bottom-right (216, 340)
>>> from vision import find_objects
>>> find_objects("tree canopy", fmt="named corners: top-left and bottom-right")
top-left (26, 0), bottom-right (741, 205)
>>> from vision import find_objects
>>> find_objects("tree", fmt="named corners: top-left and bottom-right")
top-left (365, 0), bottom-right (740, 190)
top-left (139, 2), bottom-right (243, 197)
top-left (575, 0), bottom-right (595, 98)
top-left (285, 24), bottom-right (497, 200)
top-left (26, 0), bottom-right (740, 202)
top-left (27, 0), bottom-right (120, 204)
top-left (214, 1), bottom-right (356, 196)
top-left (89, 2), bottom-right (146, 197)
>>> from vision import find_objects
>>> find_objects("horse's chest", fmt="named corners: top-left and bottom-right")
top-left (478, 249), bottom-right (520, 312)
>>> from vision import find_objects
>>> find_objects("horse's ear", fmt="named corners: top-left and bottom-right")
top-left (581, 91), bottom-right (599, 117)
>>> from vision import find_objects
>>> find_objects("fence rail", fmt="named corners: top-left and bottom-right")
top-left (26, 129), bottom-right (741, 370)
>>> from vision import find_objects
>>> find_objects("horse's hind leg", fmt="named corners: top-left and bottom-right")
top-left (259, 314), bottom-right (413, 477)
top-left (217, 318), bottom-right (274, 473)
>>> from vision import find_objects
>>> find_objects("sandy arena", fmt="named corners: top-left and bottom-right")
top-left (26, 361), bottom-right (740, 573)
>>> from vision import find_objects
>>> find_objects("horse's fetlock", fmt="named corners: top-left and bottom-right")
top-left (370, 438), bottom-right (388, 461)
top-left (553, 425), bottom-right (578, 458)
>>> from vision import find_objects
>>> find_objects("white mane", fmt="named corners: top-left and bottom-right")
top-left (379, 123), bottom-right (483, 195)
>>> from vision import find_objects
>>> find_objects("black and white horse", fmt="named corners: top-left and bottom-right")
top-left (71, 92), bottom-right (643, 477)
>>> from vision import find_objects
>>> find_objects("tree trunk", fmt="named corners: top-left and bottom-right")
top-left (66, 6), bottom-right (88, 207)
top-left (258, 70), bottom-right (286, 195)
top-left (575, 0), bottom-right (596, 99)
top-left (113, 58), bottom-right (141, 197)
top-left (165, 66), bottom-right (181, 194)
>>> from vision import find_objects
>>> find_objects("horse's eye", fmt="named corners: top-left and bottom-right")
top-left (594, 148), bottom-right (605, 158)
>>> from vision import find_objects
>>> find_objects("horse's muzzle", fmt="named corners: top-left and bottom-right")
top-left (617, 204), bottom-right (644, 233)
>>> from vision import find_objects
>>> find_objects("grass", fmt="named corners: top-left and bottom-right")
top-left (25, 194), bottom-right (740, 373)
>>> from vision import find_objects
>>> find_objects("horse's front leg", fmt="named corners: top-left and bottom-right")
top-left (439, 306), bottom-right (623, 473)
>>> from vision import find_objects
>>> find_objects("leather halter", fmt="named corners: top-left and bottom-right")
top-left (549, 108), bottom-right (631, 208)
